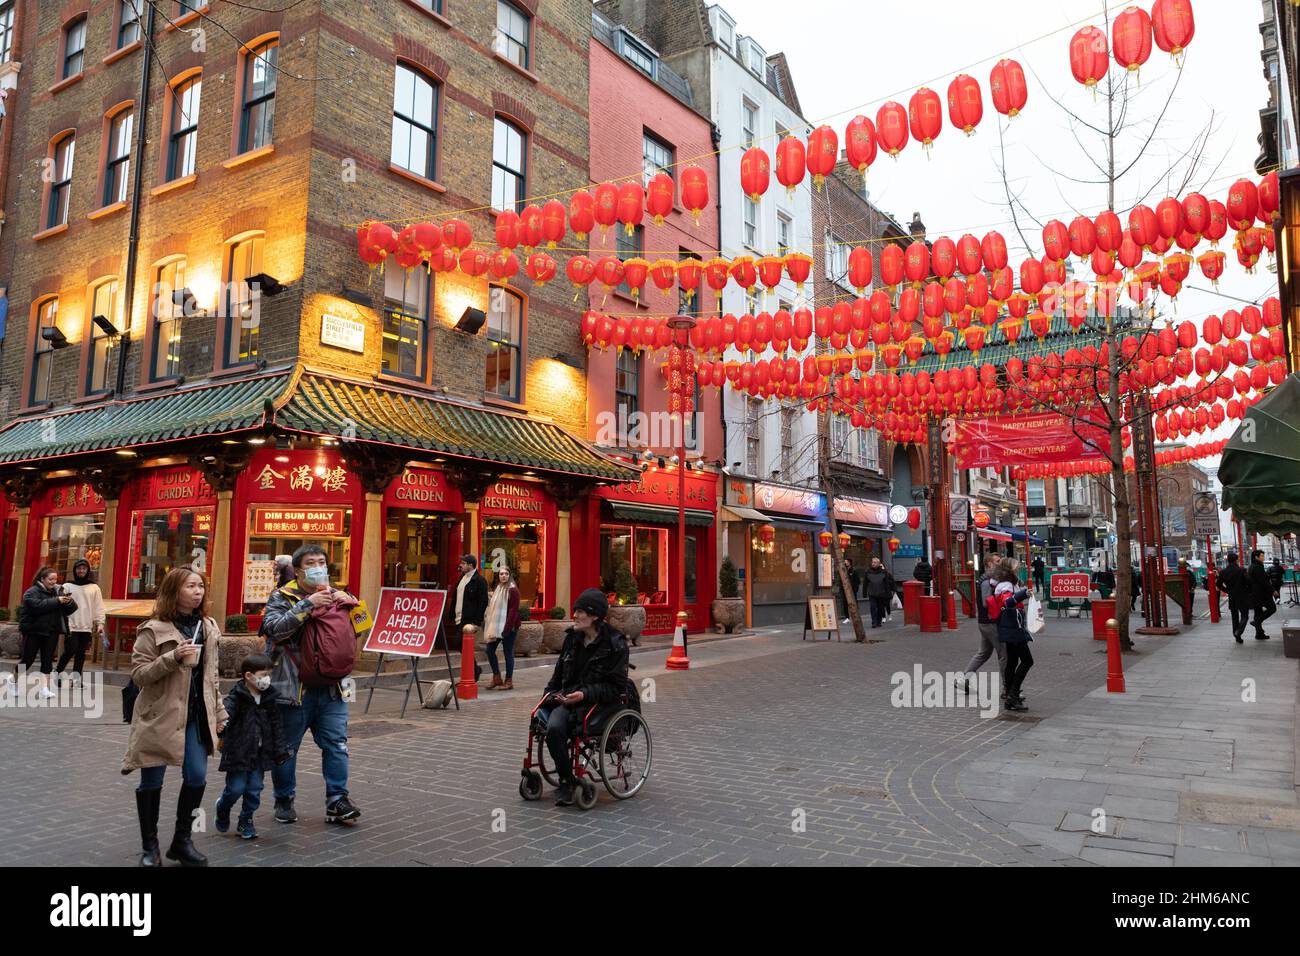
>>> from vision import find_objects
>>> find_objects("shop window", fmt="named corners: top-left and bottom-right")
top-left (684, 533), bottom-right (697, 603)
top-left (47, 133), bottom-right (75, 230)
top-left (599, 526), bottom-right (631, 593)
top-left (642, 131), bottom-right (673, 187)
top-left (118, 0), bottom-right (142, 48)
top-left (482, 517), bottom-right (543, 609)
top-left (167, 74), bottom-right (201, 181)
top-left (385, 509), bottom-right (462, 588)
top-left (632, 528), bottom-right (668, 601)
top-left (239, 39), bottom-right (278, 153)
top-left (224, 233), bottom-right (264, 366)
top-left (104, 108), bottom-right (133, 207)
top-left (127, 509), bottom-right (213, 599)
top-left (494, 0), bottom-right (531, 70)
top-left (151, 257), bottom-right (185, 380)
top-left (751, 526), bottom-right (811, 604)
top-left (244, 511), bottom-right (351, 615)
top-left (485, 285), bottom-right (522, 401)
top-left (43, 513), bottom-right (105, 581)
top-left (86, 279), bottom-right (120, 395)
top-left (491, 116), bottom-right (526, 213)
top-left (31, 297), bottom-right (59, 405)
top-left (62, 17), bottom-right (86, 79)
top-left (391, 63), bottom-right (438, 181)
top-left (382, 264), bottom-right (428, 379)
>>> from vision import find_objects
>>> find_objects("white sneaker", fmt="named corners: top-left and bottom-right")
top-left (841, 617), bottom-right (850, 624)
top-left (38, 687), bottom-right (57, 700)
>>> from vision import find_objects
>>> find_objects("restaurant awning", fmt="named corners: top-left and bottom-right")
top-left (981, 524), bottom-right (1045, 545)
top-left (719, 505), bottom-right (768, 522)
top-left (607, 502), bottom-right (714, 527)
top-left (1220, 372), bottom-right (1300, 534)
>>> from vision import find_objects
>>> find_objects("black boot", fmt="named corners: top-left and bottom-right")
top-left (135, 789), bottom-right (162, 867)
top-left (166, 784), bottom-right (209, 866)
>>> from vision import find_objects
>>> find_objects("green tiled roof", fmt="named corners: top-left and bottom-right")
top-left (907, 311), bottom-right (1135, 374)
top-left (0, 373), bottom-right (288, 464)
top-left (276, 374), bottom-right (638, 481)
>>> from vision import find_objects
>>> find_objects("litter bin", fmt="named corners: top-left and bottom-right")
top-left (903, 580), bottom-right (924, 626)
top-left (1091, 599), bottom-right (1116, 641)
top-left (919, 595), bottom-right (942, 633)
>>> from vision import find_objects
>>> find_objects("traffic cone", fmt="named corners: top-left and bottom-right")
top-left (665, 611), bottom-right (690, 670)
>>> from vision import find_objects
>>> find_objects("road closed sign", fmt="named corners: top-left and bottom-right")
top-left (1050, 573), bottom-right (1090, 599)
top-left (362, 588), bottom-right (447, 658)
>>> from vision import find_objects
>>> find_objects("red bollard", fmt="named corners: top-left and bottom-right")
top-left (457, 626), bottom-right (479, 700)
top-left (903, 580), bottom-right (923, 625)
top-left (1091, 598), bottom-right (1116, 641)
top-left (1105, 617), bottom-right (1125, 693)
top-left (1207, 566), bottom-right (1220, 623)
top-left (919, 595), bottom-right (942, 633)
top-left (945, 591), bottom-right (958, 630)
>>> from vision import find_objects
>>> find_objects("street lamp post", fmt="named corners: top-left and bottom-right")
top-left (665, 314), bottom-right (696, 670)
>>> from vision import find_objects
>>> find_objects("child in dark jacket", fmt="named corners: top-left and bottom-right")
top-left (987, 581), bottom-right (1033, 712)
top-left (215, 653), bottom-right (288, 840)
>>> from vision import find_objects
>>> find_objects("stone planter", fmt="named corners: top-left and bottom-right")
top-left (0, 623), bottom-right (21, 659)
top-left (515, 621), bottom-right (543, 657)
top-left (541, 620), bottom-right (572, 653)
top-left (711, 598), bottom-right (745, 634)
top-left (218, 634), bottom-right (266, 678)
top-left (606, 604), bottom-right (646, 646)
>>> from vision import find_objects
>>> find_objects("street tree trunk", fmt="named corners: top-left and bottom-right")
top-left (819, 385), bottom-right (866, 642)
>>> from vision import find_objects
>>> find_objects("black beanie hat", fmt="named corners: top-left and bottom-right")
top-left (573, 588), bottom-right (608, 619)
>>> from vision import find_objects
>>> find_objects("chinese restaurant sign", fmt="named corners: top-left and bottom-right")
top-left (252, 507), bottom-right (346, 537)
top-left (952, 411), bottom-right (1109, 469)
top-left (383, 467), bottom-right (462, 511)
top-left (136, 467), bottom-right (215, 509)
top-left (41, 481), bottom-right (105, 515)
top-left (754, 482), bottom-right (824, 519)
top-left (479, 480), bottom-right (548, 515)
top-left (593, 471), bottom-right (717, 508)
top-left (249, 450), bottom-right (352, 501)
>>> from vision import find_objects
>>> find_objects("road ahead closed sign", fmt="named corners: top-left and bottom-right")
top-left (362, 588), bottom-right (447, 658)
top-left (1050, 573), bottom-right (1090, 599)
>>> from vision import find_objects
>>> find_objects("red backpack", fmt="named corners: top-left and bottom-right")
top-left (298, 599), bottom-right (359, 687)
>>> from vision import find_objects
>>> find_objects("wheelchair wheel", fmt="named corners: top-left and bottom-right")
top-left (519, 769), bottom-right (543, 801)
top-left (575, 779), bottom-right (598, 811)
top-left (534, 733), bottom-right (560, 788)
top-left (598, 709), bottom-right (652, 799)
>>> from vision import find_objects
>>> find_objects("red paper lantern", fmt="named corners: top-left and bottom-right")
top-left (905, 241), bottom-right (931, 287)
top-left (1070, 26), bottom-right (1109, 89)
top-left (459, 247), bottom-right (490, 278)
top-left (848, 246), bottom-right (873, 293)
top-left (807, 125), bottom-right (839, 189)
top-left (518, 205), bottom-right (544, 251)
top-left (524, 251), bottom-right (557, 286)
top-left (1258, 171), bottom-right (1280, 223)
top-left (568, 190), bottom-right (595, 241)
top-left (740, 148), bottom-right (770, 202)
top-left (616, 181), bottom-right (644, 235)
top-left (947, 74), bottom-right (983, 135)
top-left (887, 537), bottom-right (900, 553)
top-left (1020, 257), bottom-right (1045, 295)
top-left (818, 530), bottom-right (833, 549)
top-left (495, 210), bottom-right (521, 250)
top-left (880, 244), bottom-right (905, 289)
top-left (989, 58), bottom-right (1028, 118)
top-left (1151, 0), bottom-right (1195, 59)
top-left (442, 218), bottom-right (472, 253)
top-left (906, 508), bottom-right (921, 530)
top-left (981, 231), bottom-right (1008, 272)
top-left (680, 165), bottom-right (709, 224)
top-left (844, 115), bottom-right (878, 180)
top-left (594, 255), bottom-right (625, 290)
top-left (957, 234), bottom-right (983, 276)
top-left (775, 136), bottom-right (806, 198)
top-left (1112, 5), bottom-right (1153, 74)
top-left (593, 182), bottom-right (619, 232)
top-left (1069, 215), bottom-right (1097, 258)
top-left (1042, 220), bottom-right (1070, 263)
top-left (1155, 196), bottom-right (1183, 240)
top-left (1128, 204), bottom-right (1158, 249)
top-left (645, 173), bottom-right (675, 226)
top-left (876, 101), bottom-right (910, 156)
top-left (541, 199), bottom-right (567, 247)
top-left (488, 248), bottom-right (519, 282)
top-left (908, 87), bottom-right (943, 148)
top-left (1226, 179), bottom-right (1259, 230)
top-left (1094, 210), bottom-right (1122, 253)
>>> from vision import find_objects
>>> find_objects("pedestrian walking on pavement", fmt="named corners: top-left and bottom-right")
top-left (215, 653), bottom-right (288, 842)
top-left (483, 566), bottom-right (520, 690)
top-left (913, 556), bottom-right (933, 596)
top-left (1249, 549), bottom-right (1279, 640)
top-left (988, 577), bottom-right (1033, 712)
top-left (1131, 564), bottom-right (1143, 613)
top-left (262, 544), bottom-right (363, 827)
top-left (1217, 553), bottom-right (1251, 643)
top-left (55, 559), bottom-right (104, 684)
top-left (1268, 558), bottom-right (1285, 595)
top-left (861, 557), bottom-right (895, 629)
top-left (121, 566), bottom-right (226, 867)
top-left (957, 558), bottom-right (1006, 694)
top-left (19, 567), bottom-right (76, 700)
top-left (1032, 556), bottom-right (1046, 592)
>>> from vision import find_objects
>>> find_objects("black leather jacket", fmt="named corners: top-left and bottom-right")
top-left (20, 584), bottom-right (75, 638)
top-left (544, 622), bottom-right (630, 707)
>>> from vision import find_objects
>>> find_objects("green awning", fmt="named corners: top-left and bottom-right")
top-left (0, 372), bottom-right (289, 464)
top-left (606, 501), bottom-right (714, 527)
top-left (1220, 372), bottom-right (1300, 534)
top-left (276, 373), bottom-right (638, 481)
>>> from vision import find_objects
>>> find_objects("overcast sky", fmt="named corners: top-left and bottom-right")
top-left (725, 0), bottom-right (1278, 446)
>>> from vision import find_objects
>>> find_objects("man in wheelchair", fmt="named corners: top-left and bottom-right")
top-left (537, 588), bottom-right (630, 806)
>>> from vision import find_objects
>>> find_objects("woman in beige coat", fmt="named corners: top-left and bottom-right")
top-left (122, 567), bottom-right (227, 867)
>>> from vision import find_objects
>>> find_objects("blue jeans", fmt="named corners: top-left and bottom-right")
top-left (485, 629), bottom-right (517, 679)
top-left (272, 686), bottom-right (349, 803)
top-left (218, 771), bottom-right (265, 823)
top-left (138, 712), bottom-right (208, 791)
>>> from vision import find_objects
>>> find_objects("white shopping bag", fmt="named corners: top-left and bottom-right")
top-left (1026, 594), bottom-right (1045, 635)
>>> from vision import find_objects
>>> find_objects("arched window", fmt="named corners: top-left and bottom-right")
top-left (485, 286), bottom-right (523, 401)
top-left (390, 63), bottom-right (438, 181)
top-left (47, 133), bottom-right (75, 229)
top-left (151, 257), bottom-right (185, 380)
top-left (31, 298), bottom-right (59, 405)
top-left (86, 279), bottom-right (120, 394)
top-left (104, 108), bottom-right (133, 206)
top-left (167, 74), bottom-right (201, 181)
top-left (62, 17), bottom-right (86, 79)
top-left (240, 39), bottom-right (278, 152)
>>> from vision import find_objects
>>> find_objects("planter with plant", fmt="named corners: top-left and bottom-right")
top-left (605, 561), bottom-right (646, 646)
top-left (541, 605), bottom-right (571, 653)
top-left (711, 557), bottom-right (745, 633)
top-left (219, 615), bottom-right (265, 678)
top-left (515, 604), bottom-right (543, 657)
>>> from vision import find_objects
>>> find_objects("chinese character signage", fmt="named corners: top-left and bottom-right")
top-left (44, 481), bottom-right (105, 515)
top-left (594, 471), bottom-right (717, 509)
top-left (248, 450), bottom-right (354, 502)
top-left (384, 467), bottom-right (461, 511)
top-left (138, 467), bottom-right (215, 509)
top-left (252, 507), bottom-right (347, 537)
top-left (753, 482), bottom-right (824, 519)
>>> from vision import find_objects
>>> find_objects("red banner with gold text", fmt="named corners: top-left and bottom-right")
top-left (952, 410), bottom-right (1110, 469)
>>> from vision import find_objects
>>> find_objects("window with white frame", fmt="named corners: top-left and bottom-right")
top-left (642, 131), bottom-right (673, 187)
top-left (104, 109), bottom-right (133, 207)
top-left (860, 428), bottom-right (880, 470)
top-left (31, 298), bottom-right (59, 405)
top-left (151, 258), bottom-right (185, 381)
top-left (781, 406), bottom-right (796, 476)
top-left (495, 1), bottom-right (531, 70)
top-left (86, 280), bottom-right (120, 395)
top-left (741, 99), bottom-right (757, 149)
top-left (831, 413), bottom-right (848, 463)
top-left (1026, 479), bottom-right (1046, 508)
top-left (62, 17), bottom-right (86, 79)
top-left (117, 0), bottom-right (141, 49)
top-left (492, 116), bottom-right (527, 213)
top-left (382, 264), bottom-right (428, 379)
top-left (746, 398), bottom-right (763, 475)
top-left (621, 34), bottom-right (654, 77)
top-left (391, 64), bottom-right (438, 181)
top-left (47, 134), bottom-right (75, 229)
top-left (225, 235), bottom-right (265, 366)
top-left (485, 286), bottom-right (522, 401)
top-left (0, 3), bottom-right (14, 63)
top-left (1067, 476), bottom-right (1088, 506)
top-left (825, 231), bottom-right (850, 286)
top-left (743, 198), bottom-right (758, 249)
top-left (777, 214), bottom-right (791, 256)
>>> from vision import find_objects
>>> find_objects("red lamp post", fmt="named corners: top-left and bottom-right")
top-left (665, 315), bottom-right (696, 670)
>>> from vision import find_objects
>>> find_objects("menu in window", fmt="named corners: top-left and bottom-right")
top-left (243, 560), bottom-right (278, 606)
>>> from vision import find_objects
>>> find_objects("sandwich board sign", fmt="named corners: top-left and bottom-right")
top-left (803, 596), bottom-right (841, 642)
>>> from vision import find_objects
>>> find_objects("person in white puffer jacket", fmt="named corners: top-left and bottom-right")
top-left (57, 559), bottom-right (105, 683)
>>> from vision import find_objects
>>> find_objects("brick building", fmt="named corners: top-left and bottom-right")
top-left (0, 0), bottom-right (640, 631)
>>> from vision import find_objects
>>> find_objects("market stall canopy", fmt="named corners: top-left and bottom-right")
top-left (1220, 372), bottom-right (1300, 535)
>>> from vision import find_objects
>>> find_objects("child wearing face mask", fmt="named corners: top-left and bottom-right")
top-left (214, 653), bottom-right (289, 840)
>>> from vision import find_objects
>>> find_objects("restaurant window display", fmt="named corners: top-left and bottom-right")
top-left (121, 466), bottom-right (217, 599)
top-left (382, 466), bottom-right (464, 589)
top-left (599, 526), bottom-right (668, 604)
top-left (481, 516), bottom-right (543, 609)
top-left (244, 508), bottom-right (351, 614)
top-left (34, 481), bottom-right (106, 581)
top-left (750, 526), bottom-right (813, 605)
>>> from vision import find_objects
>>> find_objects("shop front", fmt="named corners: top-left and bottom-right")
top-left (584, 468), bottom-right (717, 634)
top-left (832, 496), bottom-right (893, 574)
top-left (116, 465), bottom-right (216, 600)
top-left (749, 481), bottom-right (826, 627)
top-left (25, 479), bottom-right (107, 585)
top-left (382, 465), bottom-right (465, 591)
top-left (477, 479), bottom-right (557, 614)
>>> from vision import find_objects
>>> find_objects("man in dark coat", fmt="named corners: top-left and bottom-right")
top-left (452, 554), bottom-right (488, 633)
top-left (1249, 549), bottom-right (1279, 640)
top-left (861, 557), bottom-right (896, 629)
top-left (913, 557), bottom-right (934, 596)
top-left (1217, 553), bottom-right (1252, 643)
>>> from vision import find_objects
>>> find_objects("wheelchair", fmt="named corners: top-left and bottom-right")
top-left (518, 671), bottom-right (651, 810)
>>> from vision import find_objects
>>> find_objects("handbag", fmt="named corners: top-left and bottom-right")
top-left (121, 679), bottom-right (139, 724)
top-left (1025, 595), bottom-right (1045, 635)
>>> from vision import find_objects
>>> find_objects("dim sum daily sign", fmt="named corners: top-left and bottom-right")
top-left (362, 588), bottom-right (448, 658)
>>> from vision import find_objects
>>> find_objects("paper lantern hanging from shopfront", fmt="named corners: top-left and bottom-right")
top-left (907, 508), bottom-right (922, 530)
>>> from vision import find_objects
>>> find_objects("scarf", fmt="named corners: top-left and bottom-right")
top-left (486, 583), bottom-right (512, 640)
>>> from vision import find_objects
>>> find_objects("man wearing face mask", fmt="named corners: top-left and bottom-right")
top-left (261, 544), bottom-right (362, 826)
